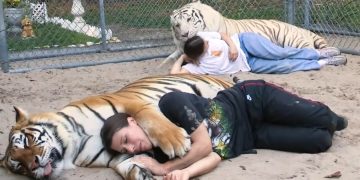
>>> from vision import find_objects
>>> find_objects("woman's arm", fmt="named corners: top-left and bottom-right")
top-left (133, 122), bottom-right (212, 175)
top-left (170, 54), bottom-right (190, 74)
top-left (162, 122), bottom-right (212, 172)
top-left (164, 152), bottom-right (221, 180)
top-left (219, 32), bottom-right (238, 61)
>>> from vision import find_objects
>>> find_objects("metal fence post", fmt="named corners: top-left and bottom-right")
top-left (303, 0), bottom-right (312, 29)
top-left (0, 4), bottom-right (10, 73)
top-left (98, 0), bottom-right (108, 51)
top-left (285, 0), bottom-right (295, 24)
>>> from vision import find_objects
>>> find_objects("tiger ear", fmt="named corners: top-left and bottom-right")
top-left (14, 106), bottom-right (28, 124)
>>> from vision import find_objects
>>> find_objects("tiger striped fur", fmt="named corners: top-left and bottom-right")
top-left (0, 74), bottom-right (232, 180)
top-left (164, 1), bottom-right (328, 64)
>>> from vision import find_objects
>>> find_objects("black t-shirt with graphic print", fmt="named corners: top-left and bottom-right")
top-left (158, 90), bottom-right (255, 159)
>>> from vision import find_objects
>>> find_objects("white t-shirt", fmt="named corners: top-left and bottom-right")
top-left (183, 32), bottom-right (250, 75)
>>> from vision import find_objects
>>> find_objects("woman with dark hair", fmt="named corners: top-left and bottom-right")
top-left (101, 79), bottom-right (347, 180)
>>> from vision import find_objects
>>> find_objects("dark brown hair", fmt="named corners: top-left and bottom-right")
top-left (100, 113), bottom-right (130, 155)
top-left (184, 35), bottom-right (205, 63)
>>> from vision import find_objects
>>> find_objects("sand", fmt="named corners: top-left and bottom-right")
top-left (0, 54), bottom-right (359, 180)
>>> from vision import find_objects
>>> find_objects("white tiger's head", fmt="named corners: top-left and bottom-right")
top-left (170, 4), bottom-right (206, 42)
top-left (1, 107), bottom-right (65, 179)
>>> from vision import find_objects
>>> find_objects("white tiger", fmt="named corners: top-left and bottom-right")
top-left (164, 1), bottom-right (328, 64)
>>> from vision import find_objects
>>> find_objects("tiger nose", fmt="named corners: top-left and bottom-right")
top-left (182, 32), bottom-right (189, 37)
top-left (31, 156), bottom-right (39, 170)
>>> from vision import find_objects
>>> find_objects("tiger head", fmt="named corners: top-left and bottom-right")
top-left (170, 4), bottom-right (206, 42)
top-left (1, 107), bottom-right (66, 179)
top-left (170, 1), bottom-right (223, 46)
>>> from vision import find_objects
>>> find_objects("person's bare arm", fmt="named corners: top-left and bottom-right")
top-left (163, 152), bottom-right (221, 180)
top-left (170, 54), bottom-right (191, 74)
top-left (162, 122), bottom-right (211, 172)
top-left (219, 32), bottom-right (238, 61)
top-left (133, 122), bottom-right (212, 175)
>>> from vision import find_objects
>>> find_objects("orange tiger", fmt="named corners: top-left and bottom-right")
top-left (0, 74), bottom-right (232, 180)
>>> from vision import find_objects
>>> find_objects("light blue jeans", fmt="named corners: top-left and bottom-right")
top-left (239, 32), bottom-right (321, 74)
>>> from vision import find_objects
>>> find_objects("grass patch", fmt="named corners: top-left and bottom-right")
top-left (83, 1), bottom-right (178, 28)
top-left (7, 23), bottom-right (99, 52)
top-left (312, 1), bottom-right (360, 32)
top-left (200, 0), bottom-right (285, 20)
top-left (291, 0), bottom-right (360, 31)
top-left (225, 7), bottom-right (285, 20)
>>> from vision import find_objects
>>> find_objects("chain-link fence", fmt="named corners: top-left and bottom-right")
top-left (1, 0), bottom-right (359, 73)
top-left (290, 0), bottom-right (360, 55)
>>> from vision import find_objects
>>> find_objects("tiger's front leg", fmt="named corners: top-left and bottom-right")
top-left (113, 157), bottom-right (154, 180)
top-left (135, 108), bottom-right (191, 159)
top-left (123, 100), bottom-right (191, 159)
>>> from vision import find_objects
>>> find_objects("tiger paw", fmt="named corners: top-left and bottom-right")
top-left (130, 164), bottom-right (154, 180)
top-left (147, 124), bottom-right (191, 159)
top-left (117, 159), bottom-right (155, 180)
top-left (133, 108), bottom-right (191, 158)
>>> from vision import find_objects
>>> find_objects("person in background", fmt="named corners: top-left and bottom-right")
top-left (170, 32), bottom-right (347, 75)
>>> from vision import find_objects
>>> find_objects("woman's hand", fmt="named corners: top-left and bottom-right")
top-left (170, 54), bottom-right (191, 74)
top-left (228, 45), bottom-right (238, 61)
top-left (132, 155), bottom-right (168, 175)
top-left (164, 170), bottom-right (190, 180)
top-left (219, 32), bottom-right (238, 61)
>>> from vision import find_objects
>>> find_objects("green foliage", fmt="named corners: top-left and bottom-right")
top-left (83, 1), bottom-right (177, 28)
top-left (93, 1), bottom-right (284, 28)
top-left (7, 23), bottom-right (98, 51)
top-left (4, 0), bottom-right (22, 8)
top-left (105, 3), bottom-right (171, 28)
top-left (314, 1), bottom-right (360, 32)
top-left (293, 0), bottom-right (360, 32)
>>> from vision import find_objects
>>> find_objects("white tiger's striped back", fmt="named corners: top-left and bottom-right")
top-left (222, 19), bottom-right (327, 49)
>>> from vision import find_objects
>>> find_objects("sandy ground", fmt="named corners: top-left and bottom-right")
top-left (0, 54), bottom-right (359, 180)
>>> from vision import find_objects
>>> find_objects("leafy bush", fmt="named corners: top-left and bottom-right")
top-left (4, 0), bottom-right (22, 8)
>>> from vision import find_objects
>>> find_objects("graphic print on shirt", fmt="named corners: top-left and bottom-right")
top-left (211, 50), bottom-right (222, 57)
top-left (246, 94), bottom-right (252, 101)
top-left (205, 101), bottom-right (232, 158)
top-left (184, 106), bottom-right (202, 131)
